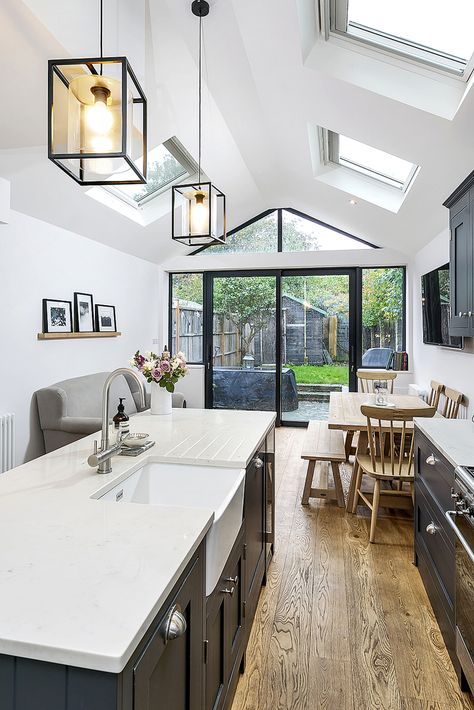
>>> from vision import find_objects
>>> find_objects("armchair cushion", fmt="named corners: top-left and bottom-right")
top-left (36, 371), bottom-right (187, 454)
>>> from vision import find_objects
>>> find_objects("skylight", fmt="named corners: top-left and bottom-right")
top-left (327, 131), bottom-right (418, 191)
top-left (330, 0), bottom-right (474, 76)
top-left (106, 137), bottom-right (196, 209)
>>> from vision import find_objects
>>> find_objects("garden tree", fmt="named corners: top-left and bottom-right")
top-left (172, 273), bottom-right (203, 304)
top-left (205, 210), bottom-right (321, 253)
top-left (282, 274), bottom-right (349, 316)
top-left (362, 268), bottom-right (403, 348)
top-left (213, 277), bottom-right (276, 357)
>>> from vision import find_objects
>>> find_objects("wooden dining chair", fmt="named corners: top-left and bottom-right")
top-left (428, 380), bottom-right (444, 410)
top-left (352, 404), bottom-right (436, 543)
top-left (357, 369), bottom-right (397, 395)
top-left (442, 387), bottom-right (464, 419)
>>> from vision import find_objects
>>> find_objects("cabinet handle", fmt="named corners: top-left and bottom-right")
top-left (459, 312), bottom-right (463, 317)
top-left (221, 586), bottom-right (235, 596)
top-left (161, 604), bottom-right (187, 643)
top-left (426, 454), bottom-right (437, 466)
top-left (469, 312), bottom-right (473, 318)
top-left (426, 522), bottom-right (437, 535)
top-left (224, 576), bottom-right (239, 585)
top-left (253, 457), bottom-right (264, 469)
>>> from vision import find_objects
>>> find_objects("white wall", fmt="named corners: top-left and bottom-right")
top-left (412, 228), bottom-right (474, 418)
top-left (0, 210), bottom-right (160, 464)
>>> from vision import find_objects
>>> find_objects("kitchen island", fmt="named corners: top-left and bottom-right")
top-left (0, 408), bottom-right (276, 710)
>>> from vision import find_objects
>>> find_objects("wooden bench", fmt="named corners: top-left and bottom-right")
top-left (301, 421), bottom-right (346, 508)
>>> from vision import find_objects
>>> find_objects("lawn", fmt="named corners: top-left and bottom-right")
top-left (285, 364), bottom-right (349, 385)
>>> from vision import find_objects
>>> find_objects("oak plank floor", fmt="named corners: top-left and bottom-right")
top-left (232, 428), bottom-right (474, 710)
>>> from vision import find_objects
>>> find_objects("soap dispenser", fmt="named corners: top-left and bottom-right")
top-left (113, 398), bottom-right (129, 429)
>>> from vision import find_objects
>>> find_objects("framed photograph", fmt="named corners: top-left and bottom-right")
top-left (74, 292), bottom-right (95, 333)
top-left (42, 299), bottom-right (73, 333)
top-left (95, 304), bottom-right (117, 332)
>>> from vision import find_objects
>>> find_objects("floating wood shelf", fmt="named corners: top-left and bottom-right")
top-left (37, 332), bottom-right (121, 341)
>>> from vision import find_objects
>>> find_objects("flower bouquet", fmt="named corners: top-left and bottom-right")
top-left (131, 347), bottom-right (188, 415)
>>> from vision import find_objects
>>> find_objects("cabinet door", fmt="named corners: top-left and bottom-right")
top-left (243, 448), bottom-right (265, 623)
top-left (264, 426), bottom-right (275, 573)
top-left (205, 594), bottom-right (226, 710)
top-left (205, 527), bottom-right (245, 710)
top-left (224, 537), bottom-right (245, 681)
top-left (133, 556), bottom-right (203, 710)
top-left (449, 204), bottom-right (472, 334)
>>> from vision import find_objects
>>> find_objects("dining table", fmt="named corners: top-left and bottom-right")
top-left (327, 391), bottom-right (436, 510)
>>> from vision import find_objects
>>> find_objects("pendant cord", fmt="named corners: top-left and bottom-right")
top-left (99, 0), bottom-right (103, 75)
top-left (198, 14), bottom-right (202, 185)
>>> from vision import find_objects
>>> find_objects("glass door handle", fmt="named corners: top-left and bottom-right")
top-left (350, 346), bottom-right (355, 373)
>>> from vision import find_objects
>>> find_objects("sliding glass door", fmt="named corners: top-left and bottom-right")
top-left (203, 269), bottom-right (357, 423)
top-left (280, 271), bottom-right (355, 423)
top-left (205, 273), bottom-right (278, 412)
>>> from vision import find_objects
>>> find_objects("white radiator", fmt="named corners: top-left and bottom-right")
top-left (408, 384), bottom-right (428, 401)
top-left (0, 414), bottom-right (15, 473)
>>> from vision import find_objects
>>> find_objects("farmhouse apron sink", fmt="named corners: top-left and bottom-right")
top-left (91, 461), bottom-right (245, 596)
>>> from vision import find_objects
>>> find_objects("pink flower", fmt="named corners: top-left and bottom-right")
top-left (152, 369), bottom-right (162, 381)
top-left (160, 360), bottom-right (171, 373)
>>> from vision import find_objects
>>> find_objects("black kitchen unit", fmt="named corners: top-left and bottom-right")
top-left (414, 428), bottom-right (472, 693)
top-left (444, 171), bottom-right (474, 337)
top-left (0, 425), bottom-right (275, 710)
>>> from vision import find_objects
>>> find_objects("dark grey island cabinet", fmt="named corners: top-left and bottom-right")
top-left (204, 432), bottom-right (273, 710)
top-left (0, 542), bottom-right (205, 710)
top-left (0, 424), bottom-right (275, 710)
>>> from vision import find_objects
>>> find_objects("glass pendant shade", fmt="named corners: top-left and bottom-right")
top-left (48, 57), bottom-right (147, 185)
top-left (172, 182), bottom-right (226, 246)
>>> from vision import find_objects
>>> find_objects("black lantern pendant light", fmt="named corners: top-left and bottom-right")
top-left (171, 0), bottom-right (226, 246)
top-left (48, 0), bottom-right (147, 186)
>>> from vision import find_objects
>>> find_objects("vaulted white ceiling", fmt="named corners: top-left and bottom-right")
top-left (1, 0), bottom-right (473, 263)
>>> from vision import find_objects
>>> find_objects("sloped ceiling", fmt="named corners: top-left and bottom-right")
top-left (1, 0), bottom-right (473, 263)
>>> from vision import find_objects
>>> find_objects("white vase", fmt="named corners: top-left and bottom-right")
top-left (150, 382), bottom-right (172, 415)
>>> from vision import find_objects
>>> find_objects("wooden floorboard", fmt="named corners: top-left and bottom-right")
top-left (232, 427), bottom-right (474, 710)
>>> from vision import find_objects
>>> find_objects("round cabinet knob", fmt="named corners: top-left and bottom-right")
top-left (161, 604), bottom-right (187, 642)
top-left (253, 457), bottom-right (264, 469)
top-left (426, 454), bottom-right (437, 466)
top-left (224, 576), bottom-right (239, 585)
top-left (221, 586), bottom-right (235, 596)
top-left (426, 522), bottom-right (437, 535)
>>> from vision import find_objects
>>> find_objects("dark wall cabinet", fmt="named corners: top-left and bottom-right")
top-left (444, 173), bottom-right (474, 336)
top-left (0, 425), bottom-right (275, 710)
top-left (414, 429), bottom-right (459, 677)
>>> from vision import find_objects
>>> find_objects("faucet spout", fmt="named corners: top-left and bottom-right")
top-left (90, 367), bottom-right (146, 474)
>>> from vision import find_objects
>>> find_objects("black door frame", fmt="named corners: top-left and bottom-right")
top-left (203, 268), bottom-right (360, 426)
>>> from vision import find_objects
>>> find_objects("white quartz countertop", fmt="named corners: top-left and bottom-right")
top-left (415, 417), bottom-right (474, 468)
top-left (0, 408), bottom-right (275, 673)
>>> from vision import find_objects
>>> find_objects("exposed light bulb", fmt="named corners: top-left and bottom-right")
top-left (349, 198), bottom-right (357, 206)
top-left (87, 86), bottom-right (113, 135)
top-left (191, 191), bottom-right (208, 234)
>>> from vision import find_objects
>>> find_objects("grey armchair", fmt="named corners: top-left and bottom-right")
top-left (36, 371), bottom-right (186, 453)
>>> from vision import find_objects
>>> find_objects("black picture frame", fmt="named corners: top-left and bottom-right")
top-left (95, 304), bottom-right (117, 332)
top-left (42, 299), bottom-right (73, 333)
top-left (74, 292), bottom-right (95, 333)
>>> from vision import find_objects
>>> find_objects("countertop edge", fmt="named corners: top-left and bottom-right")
top-left (0, 513), bottom-right (214, 673)
top-left (414, 418), bottom-right (474, 469)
